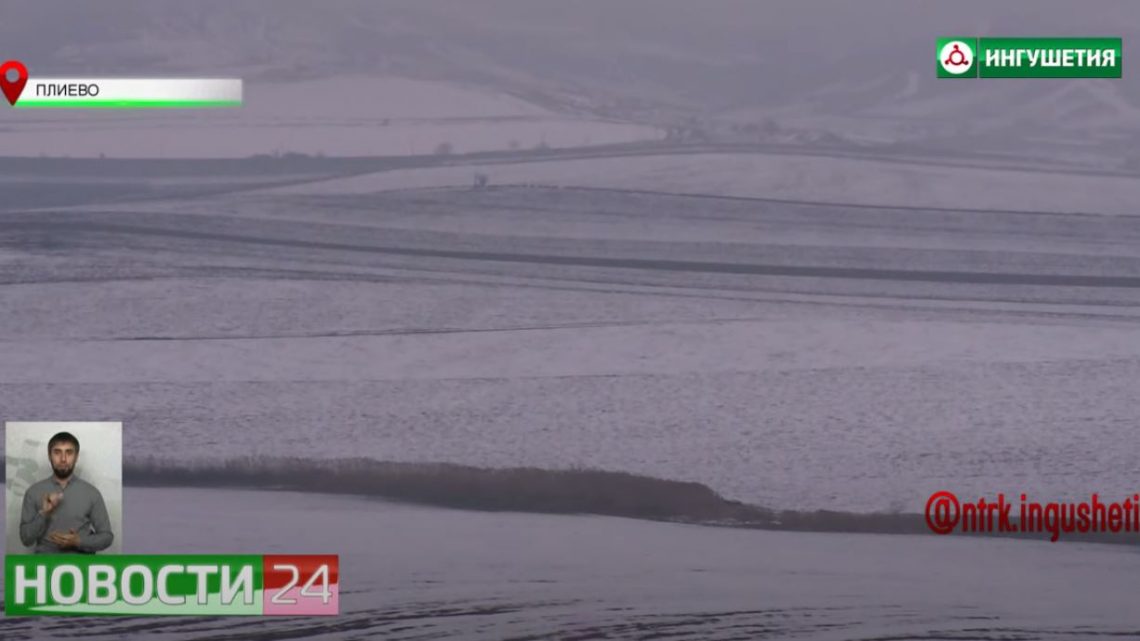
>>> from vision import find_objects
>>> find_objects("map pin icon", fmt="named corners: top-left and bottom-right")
top-left (1, 60), bottom-right (29, 106)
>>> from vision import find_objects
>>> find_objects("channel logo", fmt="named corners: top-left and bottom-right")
top-left (938, 38), bottom-right (976, 78)
top-left (937, 37), bottom-right (1122, 79)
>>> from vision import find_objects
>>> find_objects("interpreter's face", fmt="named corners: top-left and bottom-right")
top-left (49, 443), bottom-right (78, 479)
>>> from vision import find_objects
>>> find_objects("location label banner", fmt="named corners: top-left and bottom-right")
top-left (0, 62), bottom-right (242, 108)
top-left (938, 37), bottom-right (1122, 78)
top-left (5, 554), bottom-right (338, 616)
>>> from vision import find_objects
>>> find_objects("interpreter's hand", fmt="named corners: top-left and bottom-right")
top-left (40, 491), bottom-right (64, 515)
top-left (48, 529), bottom-right (81, 549)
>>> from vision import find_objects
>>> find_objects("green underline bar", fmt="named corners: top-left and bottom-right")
top-left (14, 100), bottom-right (243, 109)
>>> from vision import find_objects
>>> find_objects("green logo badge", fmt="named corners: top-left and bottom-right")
top-left (938, 37), bottom-right (1122, 78)
top-left (938, 38), bottom-right (978, 78)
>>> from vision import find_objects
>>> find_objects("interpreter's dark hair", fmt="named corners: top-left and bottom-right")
top-left (47, 432), bottom-right (80, 454)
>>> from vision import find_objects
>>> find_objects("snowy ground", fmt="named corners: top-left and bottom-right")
top-left (3, 488), bottom-right (1139, 639)
top-left (258, 151), bottom-right (1140, 216)
top-left (2, 178), bottom-right (1139, 513)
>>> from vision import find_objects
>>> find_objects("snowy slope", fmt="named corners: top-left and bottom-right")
top-left (5, 0), bottom-right (1139, 150)
top-left (262, 151), bottom-right (1140, 216)
top-left (2, 488), bottom-right (1139, 639)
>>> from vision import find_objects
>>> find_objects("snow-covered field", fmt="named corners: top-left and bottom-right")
top-left (1, 160), bottom-right (1138, 635)
top-left (0, 76), bottom-right (662, 158)
top-left (2, 488), bottom-right (1139, 640)
top-left (2, 179), bottom-right (1139, 513)
top-left (259, 151), bottom-right (1140, 216)
top-left (4, 3), bottom-right (1140, 638)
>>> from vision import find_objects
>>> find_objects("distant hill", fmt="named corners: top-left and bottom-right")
top-left (3, 0), bottom-right (1139, 160)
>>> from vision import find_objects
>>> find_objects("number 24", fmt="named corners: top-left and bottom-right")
top-left (270, 563), bottom-right (332, 604)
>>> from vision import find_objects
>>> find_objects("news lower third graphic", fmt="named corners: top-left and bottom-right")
top-left (5, 555), bottom-right (339, 616)
top-left (937, 37), bottom-right (1122, 79)
top-left (4, 421), bottom-right (337, 617)
top-left (0, 59), bottom-right (242, 108)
